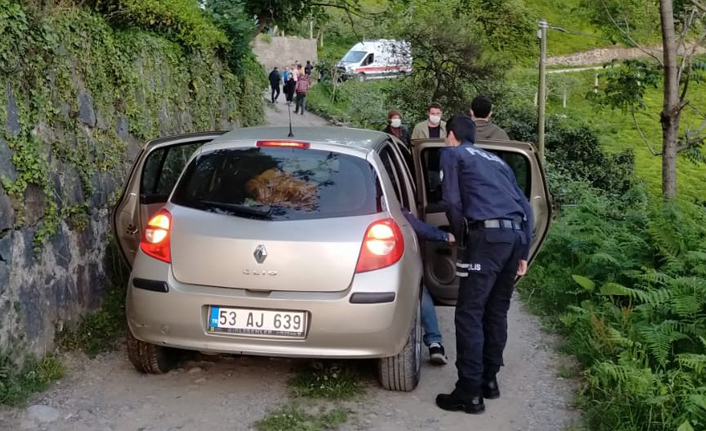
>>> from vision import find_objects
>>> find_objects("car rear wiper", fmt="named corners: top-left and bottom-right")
top-left (196, 201), bottom-right (272, 219)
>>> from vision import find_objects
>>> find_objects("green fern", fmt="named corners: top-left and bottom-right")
top-left (636, 320), bottom-right (690, 367)
top-left (677, 354), bottom-right (706, 375)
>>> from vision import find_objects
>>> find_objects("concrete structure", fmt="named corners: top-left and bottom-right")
top-left (252, 36), bottom-right (318, 71)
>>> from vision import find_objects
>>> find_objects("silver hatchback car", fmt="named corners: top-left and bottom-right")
top-left (112, 127), bottom-right (551, 392)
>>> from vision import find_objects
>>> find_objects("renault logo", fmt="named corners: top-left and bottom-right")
top-left (253, 245), bottom-right (267, 264)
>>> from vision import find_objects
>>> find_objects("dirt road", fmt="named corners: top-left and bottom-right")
top-left (0, 104), bottom-right (577, 431)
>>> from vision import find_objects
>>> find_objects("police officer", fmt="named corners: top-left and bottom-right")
top-left (435, 115), bottom-right (534, 414)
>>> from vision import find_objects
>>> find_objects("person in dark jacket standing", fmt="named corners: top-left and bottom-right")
top-left (293, 73), bottom-right (310, 115)
top-left (268, 67), bottom-right (281, 103)
top-left (304, 60), bottom-right (312, 76)
top-left (381, 110), bottom-right (411, 147)
top-left (436, 115), bottom-right (533, 414)
top-left (284, 70), bottom-right (296, 104)
top-left (470, 95), bottom-right (509, 140)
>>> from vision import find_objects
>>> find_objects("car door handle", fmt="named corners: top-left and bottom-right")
top-left (126, 224), bottom-right (138, 235)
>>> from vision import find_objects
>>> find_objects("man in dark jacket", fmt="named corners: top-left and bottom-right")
top-left (470, 95), bottom-right (509, 140)
top-left (269, 67), bottom-right (281, 103)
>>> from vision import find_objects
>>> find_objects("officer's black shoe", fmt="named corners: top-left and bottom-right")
top-left (482, 378), bottom-right (500, 400)
top-left (435, 388), bottom-right (485, 414)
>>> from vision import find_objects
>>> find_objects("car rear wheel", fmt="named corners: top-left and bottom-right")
top-left (377, 299), bottom-right (422, 391)
top-left (126, 328), bottom-right (180, 374)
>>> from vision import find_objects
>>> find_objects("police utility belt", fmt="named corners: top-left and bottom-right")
top-left (455, 218), bottom-right (523, 278)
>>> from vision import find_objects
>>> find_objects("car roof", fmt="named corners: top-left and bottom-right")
top-left (204, 126), bottom-right (389, 152)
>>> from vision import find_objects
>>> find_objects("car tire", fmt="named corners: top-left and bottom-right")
top-left (126, 328), bottom-right (180, 374)
top-left (377, 299), bottom-right (422, 391)
top-left (357, 73), bottom-right (366, 82)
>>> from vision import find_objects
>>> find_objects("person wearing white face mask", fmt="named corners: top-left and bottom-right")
top-left (412, 102), bottom-right (447, 140)
top-left (382, 110), bottom-right (411, 147)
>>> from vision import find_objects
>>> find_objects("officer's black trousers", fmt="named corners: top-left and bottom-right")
top-left (455, 227), bottom-right (525, 392)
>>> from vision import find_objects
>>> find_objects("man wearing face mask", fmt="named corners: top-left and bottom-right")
top-left (382, 110), bottom-right (411, 147)
top-left (412, 102), bottom-right (447, 140)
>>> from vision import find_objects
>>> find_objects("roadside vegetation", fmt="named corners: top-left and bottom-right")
top-left (0, 354), bottom-right (64, 406)
top-left (255, 404), bottom-right (349, 431)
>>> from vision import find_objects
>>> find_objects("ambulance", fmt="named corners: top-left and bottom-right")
top-left (337, 39), bottom-right (412, 82)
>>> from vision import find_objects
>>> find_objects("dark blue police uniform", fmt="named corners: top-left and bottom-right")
top-left (440, 139), bottom-right (534, 396)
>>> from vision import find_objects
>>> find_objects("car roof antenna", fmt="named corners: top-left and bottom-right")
top-left (287, 100), bottom-right (294, 137)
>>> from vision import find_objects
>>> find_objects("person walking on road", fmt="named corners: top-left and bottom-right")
top-left (293, 73), bottom-right (311, 115)
top-left (401, 208), bottom-right (453, 365)
top-left (268, 66), bottom-right (281, 103)
top-left (412, 102), bottom-right (447, 139)
top-left (284, 69), bottom-right (296, 104)
top-left (470, 95), bottom-right (510, 140)
top-left (305, 60), bottom-right (313, 76)
top-left (435, 115), bottom-right (534, 415)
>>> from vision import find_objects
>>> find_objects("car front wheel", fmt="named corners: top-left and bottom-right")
top-left (377, 299), bottom-right (422, 391)
top-left (126, 328), bottom-right (180, 374)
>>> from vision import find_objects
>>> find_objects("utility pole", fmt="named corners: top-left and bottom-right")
top-left (537, 19), bottom-right (548, 162)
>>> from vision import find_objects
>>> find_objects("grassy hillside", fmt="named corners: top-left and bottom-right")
top-left (523, 0), bottom-right (613, 55)
top-left (536, 69), bottom-right (706, 203)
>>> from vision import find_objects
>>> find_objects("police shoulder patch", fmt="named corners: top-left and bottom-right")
top-left (440, 170), bottom-right (444, 181)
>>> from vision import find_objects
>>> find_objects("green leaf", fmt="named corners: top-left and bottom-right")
top-left (600, 282), bottom-right (630, 296)
top-left (677, 420), bottom-right (694, 431)
top-left (572, 275), bottom-right (596, 292)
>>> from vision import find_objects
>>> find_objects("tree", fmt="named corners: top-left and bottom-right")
top-left (232, 0), bottom-right (368, 39)
top-left (384, 0), bottom-right (508, 121)
top-left (583, 0), bottom-right (706, 199)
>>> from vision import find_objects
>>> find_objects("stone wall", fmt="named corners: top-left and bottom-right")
top-left (252, 36), bottom-right (319, 70)
top-left (0, 5), bottom-right (263, 360)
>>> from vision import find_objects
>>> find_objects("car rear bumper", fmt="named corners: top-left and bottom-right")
top-left (126, 252), bottom-right (419, 359)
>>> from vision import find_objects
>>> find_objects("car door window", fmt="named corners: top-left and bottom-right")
top-left (141, 143), bottom-right (202, 204)
top-left (112, 134), bottom-right (223, 267)
top-left (363, 53), bottom-right (374, 66)
top-left (379, 145), bottom-right (404, 205)
top-left (389, 140), bottom-right (416, 195)
top-left (421, 148), bottom-right (530, 211)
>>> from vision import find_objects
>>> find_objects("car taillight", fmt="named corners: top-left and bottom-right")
top-left (140, 209), bottom-right (172, 263)
top-left (256, 140), bottom-right (310, 149)
top-left (355, 218), bottom-right (404, 273)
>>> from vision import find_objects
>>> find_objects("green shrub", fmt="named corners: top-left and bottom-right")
top-left (494, 103), bottom-right (636, 202)
top-left (0, 352), bottom-right (64, 406)
top-left (87, 0), bottom-right (227, 50)
top-left (520, 184), bottom-right (706, 431)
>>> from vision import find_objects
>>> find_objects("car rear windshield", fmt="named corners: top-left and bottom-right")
top-left (171, 147), bottom-right (382, 221)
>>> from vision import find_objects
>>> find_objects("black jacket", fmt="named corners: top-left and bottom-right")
top-left (269, 70), bottom-right (281, 86)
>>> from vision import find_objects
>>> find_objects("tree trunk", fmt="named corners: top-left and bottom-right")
top-left (659, 0), bottom-right (680, 199)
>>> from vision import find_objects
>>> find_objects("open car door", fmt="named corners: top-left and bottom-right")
top-left (412, 138), bottom-right (552, 305)
top-left (112, 132), bottom-right (225, 267)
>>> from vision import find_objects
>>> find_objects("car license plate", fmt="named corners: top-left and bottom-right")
top-left (208, 306), bottom-right (307, 338)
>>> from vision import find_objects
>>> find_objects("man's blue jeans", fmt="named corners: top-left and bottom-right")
top-left (421, 286), bottom-right (443, 346)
